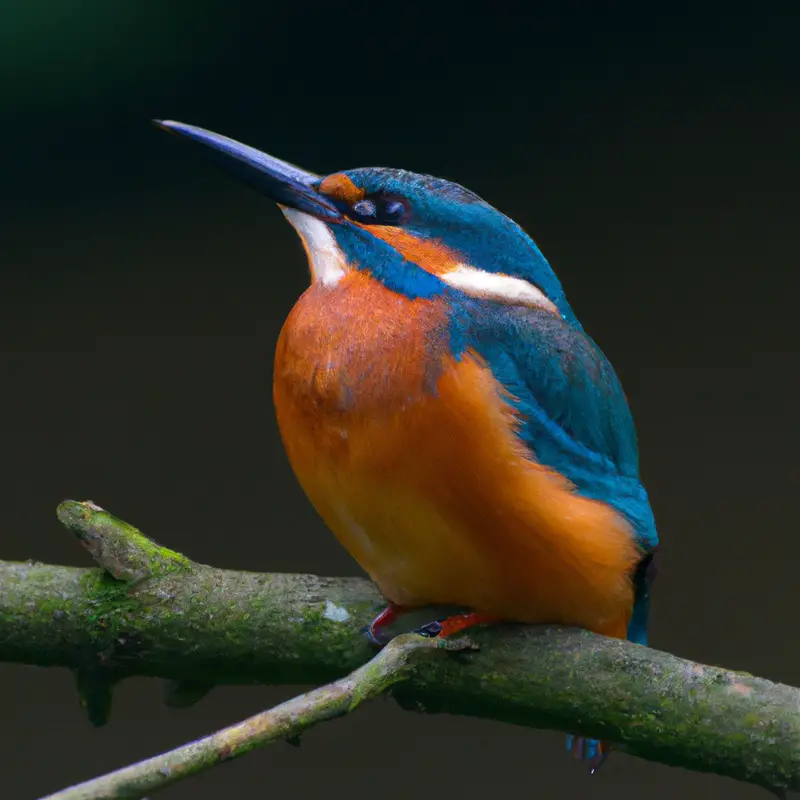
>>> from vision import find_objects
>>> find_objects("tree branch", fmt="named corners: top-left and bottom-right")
top-left (42, 633), bottom-right (471, 800)
top-left (2, 501), bottom-right (799, 796)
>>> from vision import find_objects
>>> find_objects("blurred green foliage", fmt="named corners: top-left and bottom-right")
top-left (0, 1), bottom-right (241, 109)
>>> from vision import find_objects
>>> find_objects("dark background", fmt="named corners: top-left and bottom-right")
top-left (2, 3), bottom-right (798, 798)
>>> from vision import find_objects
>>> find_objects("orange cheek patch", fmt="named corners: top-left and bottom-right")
top-left (318, 173), bottom-right (365, 204)
top-left (365, 227), bottom-right (462, 275)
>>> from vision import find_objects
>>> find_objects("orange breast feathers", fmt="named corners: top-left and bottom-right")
top-left (273, 273), bottom-right (640, 638)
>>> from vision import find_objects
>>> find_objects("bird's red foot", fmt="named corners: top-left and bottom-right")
top-left (566, 735), bottom-right (611, 774)
top-left (365, 603), bottom-right (410, 647)
top-left (414, 611), bottom-right (501, 639)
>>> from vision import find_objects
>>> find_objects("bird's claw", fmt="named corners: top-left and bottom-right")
top-left (363, 623), bottom-right (390, 648)
top-left (413, 620), bottom-right (444, 638)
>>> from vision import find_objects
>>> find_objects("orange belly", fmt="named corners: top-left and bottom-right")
top-left (273, 275), bottom-right (640, 638)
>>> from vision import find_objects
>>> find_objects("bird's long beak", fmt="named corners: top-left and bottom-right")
top-left (154, 120), bottom-right (343, 222)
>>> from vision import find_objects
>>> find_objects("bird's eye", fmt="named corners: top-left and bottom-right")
top-left (373, 195), bottom-right (410, 225)
top-left (352, 199), bottom-right (377, 218)
top-left (347, 194), bottom-right (410, 226)
top-left (384, 200), bottom-right (405, 219)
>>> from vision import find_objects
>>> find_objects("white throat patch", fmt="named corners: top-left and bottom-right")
top-left (440, 264), bottom-right (558, 313)
top-left (281, 208), bottom-right (347, 286)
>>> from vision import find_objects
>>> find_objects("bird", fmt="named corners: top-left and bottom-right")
top-left (155, 119), bottom-right (660, 771)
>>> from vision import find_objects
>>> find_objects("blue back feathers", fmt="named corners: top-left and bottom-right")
top-left (458, 299), bottom-right (658, 646)
top-left (458, 299), bottom-right (658, 552)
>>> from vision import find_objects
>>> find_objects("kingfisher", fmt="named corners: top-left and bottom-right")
top-left (155, 119), bottom-right (659, 769)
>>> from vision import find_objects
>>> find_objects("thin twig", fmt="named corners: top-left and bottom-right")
top-left (41, 633), bottom-right (468, 800)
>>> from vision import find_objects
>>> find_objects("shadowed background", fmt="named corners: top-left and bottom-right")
top-left (2, 3), bottom-right (798, 798)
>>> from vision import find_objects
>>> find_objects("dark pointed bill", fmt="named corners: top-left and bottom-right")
top-left (153, 120), bottom-right (343, 222)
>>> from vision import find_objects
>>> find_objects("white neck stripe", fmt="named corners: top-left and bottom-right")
top-left (441, 264), bottom-right (558, 312)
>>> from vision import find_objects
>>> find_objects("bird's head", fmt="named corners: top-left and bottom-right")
top-left (156, 120), bottom-right (577, 324)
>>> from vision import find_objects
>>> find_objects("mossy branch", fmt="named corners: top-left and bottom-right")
top-left (1, 501), bottom-right (799, 797)
top-left (58, 500), bottom-right (189, 583)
